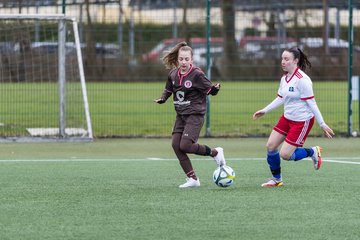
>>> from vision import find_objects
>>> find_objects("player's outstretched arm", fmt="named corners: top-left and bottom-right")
top-left (154, 98), bottom-right (166, 104)
top-left (306, 98), bottom-right (335, 139)
top-left (154, 88), bottom-right (172, 104)
top-left (253, 96), bottom-right (284, 121)
top-left (208, 83), bottom-right (221, 96)
top-left (252, 110), bottom-right (265, 120)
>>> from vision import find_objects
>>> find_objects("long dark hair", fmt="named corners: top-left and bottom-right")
top-left (285, 47), bottom-right (311, 71)
top-left (162, 42), bottom-right (193, 69)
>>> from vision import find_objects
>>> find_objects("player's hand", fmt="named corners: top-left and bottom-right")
top-left (154, 98), bottom-right (166, 104)
top-left (209, 83), bottom-right (220, 95)
top-left (252, 111), bottom-right (265, 120)
top-left (321, 123), bottom-right (335, 139)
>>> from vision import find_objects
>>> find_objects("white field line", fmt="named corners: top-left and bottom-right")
top-left (0, 157), bottom-right (359, 165)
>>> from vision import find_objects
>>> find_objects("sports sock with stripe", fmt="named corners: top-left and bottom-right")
top-left (289, 148), bottom-right (314, 161)
top-left (267, 150), bottom-right (281, 179)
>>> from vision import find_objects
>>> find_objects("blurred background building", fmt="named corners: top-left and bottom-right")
top-left (1, 0), bottom-right (359, 81)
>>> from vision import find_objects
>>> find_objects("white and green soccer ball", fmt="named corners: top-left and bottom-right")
top-left (213, 165), bottom-right (235, 187)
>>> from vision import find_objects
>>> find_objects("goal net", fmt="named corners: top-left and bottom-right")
top-left (0, 14), bottom-right (93, 142)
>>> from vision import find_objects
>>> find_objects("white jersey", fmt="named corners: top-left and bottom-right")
top-left (277, 68), bottom-right (314, 121)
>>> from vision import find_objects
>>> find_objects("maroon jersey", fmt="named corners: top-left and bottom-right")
top-left (161, 65), bottom-right (214, 115)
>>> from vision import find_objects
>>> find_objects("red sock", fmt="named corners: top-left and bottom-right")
top-left (186, 170), bottom-right (197, 180)
top-left (211, 148), bottom-right (218, 157)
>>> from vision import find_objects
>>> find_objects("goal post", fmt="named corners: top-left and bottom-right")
top-left (0, 14), bottom-right (93, 142)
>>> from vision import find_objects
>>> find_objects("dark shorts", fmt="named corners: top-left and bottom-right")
top-left (172, 114), bottom-right (205, 142)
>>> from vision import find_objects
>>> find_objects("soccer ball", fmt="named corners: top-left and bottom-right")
top-left (213, 165), bottom-right (235, 187)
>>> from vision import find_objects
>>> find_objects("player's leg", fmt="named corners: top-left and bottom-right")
top-left (179, 115), bottom-right (225, 166)
top-left (282, 144), bottom-right (322, 170)
top-left (261, 130), bottom-right (286, 187)
top-left (281, 117), bottom-right (322, 170)
top-left (262, 115), bottom-right (290, 187)
top-left (285, 146), bottom-right (322, 170)
top-left (171, 115), bottom-right (200, 188)
top-left (281, 142), bottom-right (313, 161)
top-left (172, 133), bottom-right (195, 178)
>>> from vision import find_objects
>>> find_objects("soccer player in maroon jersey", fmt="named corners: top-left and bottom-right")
top-left (154, 42), bottom-right (225, 188)
top-left (253, 47), bottom-right (334, 187)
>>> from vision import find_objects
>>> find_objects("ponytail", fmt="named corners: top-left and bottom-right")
top-left (286, 47), bottom-right (311, 71)
top-left (162, 42), bottom-right (193, 69)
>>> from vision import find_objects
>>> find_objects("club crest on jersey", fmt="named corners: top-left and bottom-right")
top-left (184, 80), bottom-right (192, 88)
top-left (289, 87), bottom-right (294, 92)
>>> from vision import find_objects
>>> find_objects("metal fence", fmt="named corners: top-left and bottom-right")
top-left (0, 0), bottom-right (359, 138)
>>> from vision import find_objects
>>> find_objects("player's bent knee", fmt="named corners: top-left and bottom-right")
top-left (266, 143), bottom-right (278, 152)
top-left (280, 152), bottom-right (291, 160)
top-left (179, 143), bottom-right (191, 153)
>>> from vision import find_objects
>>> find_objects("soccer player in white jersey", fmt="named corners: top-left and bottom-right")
top-left (253, 47), bottom-right (335, 187)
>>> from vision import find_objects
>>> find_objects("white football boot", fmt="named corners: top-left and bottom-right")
top-left (179, 178), bottom-right (200, 188)
top-left (261, 178), bottom-right (284, 187)
top-left (311, 146), bottom-right (322, 170)
top-left (213, 147), bottom-right (226, 167)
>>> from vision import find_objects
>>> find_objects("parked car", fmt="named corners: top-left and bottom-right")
top-left (301, 37), bottom-right (360, 52)
top-left (238, 36), bottom-right (298, 59)
top-left (0, 42), bottom-right (18, 54)
top-left (29, 42), bottom-right (120, 58)
top-left (94, 43), bottom-right (120, 59)
top-left (192, 46), bottom-right (223, 68)
top-left (31, 41), bottom-right (77, 54)
top-left (142, 37), bottom-right (223, 62)
top-left (300, 37), bottom-right (349, 48)
top-left (299, 37), bottom-right (360, 64)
